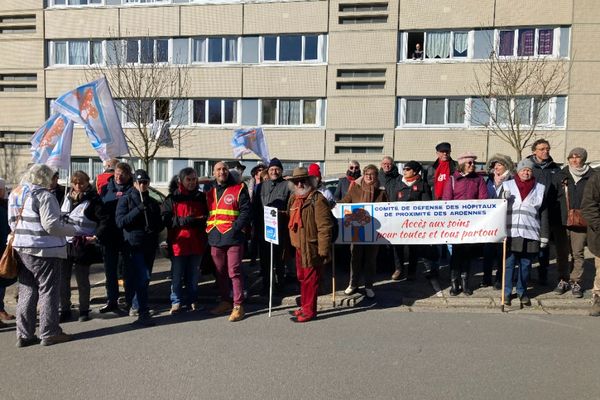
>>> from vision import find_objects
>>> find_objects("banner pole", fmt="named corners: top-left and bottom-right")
top-left (331, 244), bottom-right (336, 308)
top-left (268, 242), bottom-right (273, 318)
top-left (501, 237), bottom-right (507, 312)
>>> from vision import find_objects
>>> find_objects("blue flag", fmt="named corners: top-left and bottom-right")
top-left (30, 113), bottom-right (74, 170)
top-left (231, 127), bottom-right (270, 164)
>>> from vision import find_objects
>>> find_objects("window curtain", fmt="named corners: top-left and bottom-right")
top-left (515, 98), bottom-right (532, 125)
top-left (225, 38), bottom-right (237, 61)
top-left (68, 41), bottom-right (88, 65)
top-left (193, 39), bottom-right (206, 62)
top-left (453, 32), bottom-right (468, 57)
top-left (405, 99), bottom-right (423, 124)
top-left (425, 32), bottom-right (450, 58)
top-left (155, 160), bottom-right (168, 183)
top-left (303, 100), bottom-right (316, 124)
top-left (499, 31), bottom-right (514, 56)
top-left (54, 41), bottom-right (67, 64)
top-left (517, 29), bottom-right (534, 56)
top-left (279, 100), bottom-right (301, 125)
top-left (538, 29), bottom-right (554, 55)
top-left (91, 41), bottom-right (103, 64)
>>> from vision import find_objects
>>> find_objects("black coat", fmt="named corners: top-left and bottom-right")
top-left (378, 165), bottom-right (400, 199)
top-left (389, 177), bottom-right (431, 202)
top-left (527, 155), bottom-right (561, 226)
top-left (555, 166), bottom-right (596, 227)
top-left (96, 178), bottom-right (132, 245)
top-left (423, 158), bottom-right (458, 200)
top-left (116, 188), bottom-right (164, 248)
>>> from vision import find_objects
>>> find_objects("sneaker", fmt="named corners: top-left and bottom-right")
top-left (169, 304), bottom-right (182, 315)
top-left (365, 288), bottom-right (375, 299)
top-left (210, 301), bottom-right (233, 316)
top-left (190, 303), bottom-right (205, 311)
top-left (344, 286), bottom-right (357, 296)
top-left (0, 310), bottom-right (15, 320)
top-left (0, 320), bottom-right (5, 328)
top-left (590, 295), bottom-right (600, 317)
top-left (571, 282), bottom-right (583, 298)
top-left (228, 305), bottom-right (245, 322)
top-left (41, 332), bottom-right (72, 346)
top-left (16, 336), bottom-right (40, 348)
top-left (391, 269), bottom-right (403, 281)
top-left (554, 280), bottom-right (570, 295)
top-left (519, 295), bottom-right (532, 307)
top-left (99, 302), bottom-right (119, 314)
top-left (78, 311), bottom-right (90, 322)
top-left (129, 308), bottom-right (139, 317)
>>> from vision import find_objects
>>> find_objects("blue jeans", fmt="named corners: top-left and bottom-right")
top-left (504, 251), bottom-right (533, 298)
top-left (125, 246), bottom-right (156, 315)
top-left (170, 254), bottom-right (202, 306)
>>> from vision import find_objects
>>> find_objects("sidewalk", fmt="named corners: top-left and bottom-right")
top-left (2, 254), bottom-right (596, 316)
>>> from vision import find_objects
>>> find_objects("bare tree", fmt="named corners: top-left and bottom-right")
top-left (471, 52), bottom-right (569, 161)
top-left (86, 34), bottom-right (190, 171)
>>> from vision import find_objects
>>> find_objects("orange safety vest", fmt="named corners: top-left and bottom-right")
top-left (205, 183), bottom-right (243, 234)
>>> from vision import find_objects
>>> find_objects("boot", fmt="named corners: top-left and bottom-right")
top-left (590, 295), bottom-right (600, 317)
top-left (494, 270), bottom-right (502, 290)
top-left (228, 305), bottom-right (245, 322)
top-left (461, 275), bottom-right (473, 296)
top-left (449, 279), bottom-right (461, 296)
top-left (537, 265), bottom-right (548, 286)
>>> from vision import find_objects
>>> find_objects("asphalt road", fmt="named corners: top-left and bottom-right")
top-left (1, 306), bottom-right (599, 400)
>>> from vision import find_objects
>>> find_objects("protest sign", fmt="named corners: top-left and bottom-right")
top-left (263, 206), bottom-right (279, 245)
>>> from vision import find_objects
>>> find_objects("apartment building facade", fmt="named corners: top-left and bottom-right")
top-left (1, 0), bottom-right (599, 185)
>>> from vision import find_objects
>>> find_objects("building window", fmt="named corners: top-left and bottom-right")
top-left (497, 27), bottom-right (561, 57)
top-left (126, 38), bottom-right (168, 64)
top-left (335, 146), bottom-right (383, 154)
top-left (469, 96), bottom-right (566, 128)
top-left (336, 82), bottom-right (385, 90)
top-left (192, 99), bottom-right (238, 125)
top-left (192, 37), bottom-right (238, 63)
top-left (260, 99), bottom-right (321, 126)
top-left (335, 134), bottom-right (384, 142)
top-left (404, 31), bottom-right (469, 60)
top-left (339, 2), bottom-right (387, 12)
top-left (49, 40), bottom-right (104, 66)
top-left (399, 98), bottom-right (466, 127)
top-left (261, 34), bottom-right (324, 62)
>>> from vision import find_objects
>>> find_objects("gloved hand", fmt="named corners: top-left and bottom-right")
top-left (540, 240), bottom-right (548, 248)
top-left (137, 203), bottom-right (147, 212)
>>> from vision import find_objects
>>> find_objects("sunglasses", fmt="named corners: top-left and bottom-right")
top-left (403, 167), bottom-right (413, 171)
top-left (137, 180), bottom-right (150, 185)
top-left (348, 166), bottom-right (359, 170)
top-left (293, 179), bottom-right (308, 185)
top-left (464, 161), bottom-right (474, 165)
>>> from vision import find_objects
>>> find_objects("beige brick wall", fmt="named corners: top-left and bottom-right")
top-left (119, 6), bottom-right (180, 37)
top-left (243, 1), bottom-right (328, 35)
top-left (495, 0), bottom-right (572, 27)
top-left (188, 67), bottom-right (242, 98)
top-left (394, 129), bottom-right (488, 162)
top-left (325, 128), bottom-right (394, 171)
top-left (328, 30), bottom-right (397, 64)
top-left (399, 0), bottom-right (494, 30)
top-left (44, 68), bottom-right (89, 97)
top-left (329, 0), bottom-right (398, 32)
top-left (573, 0), bottom-right (600, 24)
top-left (396, 62), bottom-right (487, 96)
top-left (243, 66), bottom-right (327, 98)
top-left (0, 97), bottom-right (46, 129)
top-left (0, 39), bottom-right (44, 69)
top-left (565, 94), bottom-right (600, 131)
top-left (181, 4), bottom-right (242, 36)
top-left (0, 0), bottom-right (42, 12)
top-left (327, 96), bottom-right (396, 129)
top-left (329, 63), bottom-right (396, 97)
top-left (570, 24), bottom-right (600, 62)
top-left (45, 8), bottom-right (119, 39)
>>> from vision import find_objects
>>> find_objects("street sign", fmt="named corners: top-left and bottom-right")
top-left (263, 206), bottom-right (279, 245)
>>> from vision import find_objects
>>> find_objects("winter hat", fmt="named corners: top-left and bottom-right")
top-left (457, 152), bottom-right (478, 164)
top-left (436, 142), bottom-right (451, 152)
top-left (134, 169), bottom-right (151, 182)
top-left (268, 157), bottom-right (283, 170)
top-left (403, 161), bottom-right (422, 173)
top-left (567, 147), bottom-right (588, 163)
top-left (517, 158), bottom-right (535, 173)
top-left (307, 163), bottom-right (321, 179)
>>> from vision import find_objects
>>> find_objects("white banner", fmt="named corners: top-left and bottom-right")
top-left (263, 206), bottom-right (279, 245)
top-left (332, 199), bottom-right (507, 245)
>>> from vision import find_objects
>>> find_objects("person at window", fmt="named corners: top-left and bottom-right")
top-left (341, 164), bottom-right (388, 299)
top-left (442, 152), bottom-right (488, 296)
top-left (526, 139), bottom-right (563, 287)
top-left (554, 148), bottom-right (595, 298)
top-left (334, 161), bottom-right (361, 201)
top-left (206, 161), bottom-right (251, 322)
top-left (422, 142), bottom-right (458, 281)
top-left (0, 178), bottom-right (15, 325)
top-left (95, 158), bottom-right (119, 194)
top-left (116, 169), bottom-right (164, 326)
top-left (502, 159), bottom-right (549, 307)
top-left (9, 164), bottom-right (78, 347)
top-left (581, 166), bottom-right (600, 316)
top-left (59, 171), bottom-right (102, 323)
top-left (255, 157), bottom-right (291, 295)
top-left (97, 162), bottom-right (133, 314)
top-left (483, 154), bottom-right (515, 289)
top-left (287, 167), bottom-right (334, 323)
top-left (412, 43), bottom-right (424, 60)
top-left (162, 167), bottom-right (208, 314)
top-left (389, 161), bottom-right (431, 281)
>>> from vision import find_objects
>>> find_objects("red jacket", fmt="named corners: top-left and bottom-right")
top-left (95, 172), bottom-right (114, 194)
top-left (161, 183), bottom-right (208, 257)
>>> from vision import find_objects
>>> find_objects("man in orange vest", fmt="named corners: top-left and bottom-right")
top-left (206, 161), bottom-right (251, 322)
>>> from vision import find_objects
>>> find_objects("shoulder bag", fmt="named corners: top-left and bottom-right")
top-left (564, 181), bottom-right (587, 229)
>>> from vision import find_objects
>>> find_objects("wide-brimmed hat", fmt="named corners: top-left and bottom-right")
top-left (286, 167), bottom-right (310, 181)
top-left (457, 152), bottom-right (478, 163)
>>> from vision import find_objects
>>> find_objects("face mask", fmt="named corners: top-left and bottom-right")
top-left (347, 169), bottom-right (361, 179)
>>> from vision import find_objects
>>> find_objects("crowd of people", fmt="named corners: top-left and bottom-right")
top-left (1, 137), bottom-right (600, 348)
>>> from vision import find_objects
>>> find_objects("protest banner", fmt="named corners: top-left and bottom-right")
top-left (332, 199), bottom-right (507, 245)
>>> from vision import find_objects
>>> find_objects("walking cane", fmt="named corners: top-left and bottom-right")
top-left (501, 237), bottom-right (507, 312)
top-left (332, 244), bottom-right (336, 308)
top-left (268, 242), bottom-right (273, 318)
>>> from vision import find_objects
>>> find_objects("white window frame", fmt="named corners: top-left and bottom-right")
top-left (466, 96), bottom-right (566, 129)
top-left (124, 38), bottom-right (170, 65)
top-left (401, 31), bottom-right (473, 62)
top-left (495, 27), bottom-right (561, 58)
top-left (260, 34), bottom-right (325, 63)
top-left (191, 37), bottom-right (240, 64)
top-left (190, 99), bottom-right (240, 126)
top-left (399, 98), bottom-right (467, 128)
top-left (259, 99), bottom-right (323, 127)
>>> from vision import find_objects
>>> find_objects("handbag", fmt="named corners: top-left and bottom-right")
top-left (0, 202), bottom-right (25, 279)
top-left (564, 181), bottom-right (587, 229)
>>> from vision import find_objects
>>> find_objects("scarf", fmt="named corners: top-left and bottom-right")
top-left (359, 181), bottom-right (376, 203)
top-left (288, 192), bottom-right (310, 248)
top-left (434, 160), bottom-right (450, 199)
top-left (347, 169), bottom-right (361, 180)
top-left (402, 175), bottom-right (419, 187)
top-left (569, 164), bottom-right (590, 184)
top-left (514, 174), bottom-right (536, 200)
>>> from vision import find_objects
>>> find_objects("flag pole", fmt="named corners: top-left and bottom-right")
top-left (331, 243), bottom-right (336, 308)
top-left (268, 242), bottom-right (273, 317)
top-left (501, 237), bottom-right (507, 312)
